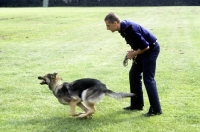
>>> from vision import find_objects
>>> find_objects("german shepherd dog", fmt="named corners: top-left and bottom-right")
top-left (38, 73), bottom-right (134, 119)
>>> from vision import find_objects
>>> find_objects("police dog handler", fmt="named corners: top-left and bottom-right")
top-left (104, 12), bottom-right (162, 117)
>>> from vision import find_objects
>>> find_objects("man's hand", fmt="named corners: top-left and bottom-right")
top-left (127, 46), bottom-right (150, 59)
top-left (127, 50), bottom-right (136, 59)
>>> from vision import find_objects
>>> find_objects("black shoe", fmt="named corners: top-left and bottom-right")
top-left (144, 108), bottom-right (162, 117)
top-left (123, 106), bottom-right (143, 111)
top-left (144, 112), bottom-right (162, 117)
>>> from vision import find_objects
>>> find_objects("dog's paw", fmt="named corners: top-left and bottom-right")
top-left (87, 114), bottom-right (93, 119)
top-left (72, 113), bottom-right (83, 117)
top-left (77, 113), bottom-right (87, 118)
top-left (77, 114), bottom-right (93, 119)
top-left (77, 112), bottom-right (85, 115)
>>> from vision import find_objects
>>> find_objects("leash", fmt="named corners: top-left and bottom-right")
top-left (123, 54), bottom-right (137, 67)
top-left (123, 54), bottom-right (128, 67)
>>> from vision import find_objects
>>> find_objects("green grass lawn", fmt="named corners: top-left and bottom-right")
top-left (0, 7), bottom-right (200, 132)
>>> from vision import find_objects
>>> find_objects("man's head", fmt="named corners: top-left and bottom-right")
top-left (104, 12), bottom-right (120, 32)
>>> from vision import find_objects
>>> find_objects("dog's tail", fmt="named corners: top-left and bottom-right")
top-left (105, 89), bottom-right (135, 99)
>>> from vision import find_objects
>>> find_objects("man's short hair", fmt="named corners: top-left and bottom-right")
top-left (104, 12), bottom-right (120, 23)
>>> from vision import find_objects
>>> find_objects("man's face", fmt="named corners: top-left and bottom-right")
top-left (105, 21), bottom-right (119, 32)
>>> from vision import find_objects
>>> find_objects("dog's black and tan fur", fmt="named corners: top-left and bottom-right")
top-left (38, 73), bottom-right (134, 118)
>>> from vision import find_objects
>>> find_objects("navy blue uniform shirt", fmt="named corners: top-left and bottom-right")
top-left (119, 20), bottom-right (157, 50)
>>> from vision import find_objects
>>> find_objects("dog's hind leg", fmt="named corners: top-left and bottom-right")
top-left (77, 102), bottom-right (88, 113)
top-left (77, 102), bottom-right (93, 118)
top-left (78, 102), bottom-right (96, 118)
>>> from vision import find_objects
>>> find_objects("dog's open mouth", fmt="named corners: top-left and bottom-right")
top-left (38, 76), bottom-right (47, 85)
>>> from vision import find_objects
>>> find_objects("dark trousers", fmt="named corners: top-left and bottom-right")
top-left (129, 42), bottom-right (162, 112)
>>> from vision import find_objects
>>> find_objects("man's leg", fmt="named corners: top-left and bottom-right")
top-left (124, 58), bottom-right (144, 110)
top-left (142, 45), bottom-right (162, 116)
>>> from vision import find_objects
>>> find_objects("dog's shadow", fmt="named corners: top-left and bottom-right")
top-left (18, 110), bottom-right (142, 131)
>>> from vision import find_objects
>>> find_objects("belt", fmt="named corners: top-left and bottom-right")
top-left (152, 40), bottom-right (157, 45)
top-left (149, 40), bottom-right (158, 49)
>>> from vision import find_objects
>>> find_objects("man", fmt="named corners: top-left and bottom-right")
top-left (104, 12), bottom-right (162, 116)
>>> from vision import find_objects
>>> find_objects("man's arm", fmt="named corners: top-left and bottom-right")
top-left (127, 46), bottom-right (149, 59)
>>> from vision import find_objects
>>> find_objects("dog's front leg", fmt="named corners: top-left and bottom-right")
top-left (69, 101), bottom-right (79, 117)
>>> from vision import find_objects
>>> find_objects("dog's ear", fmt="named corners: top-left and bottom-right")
top-left (53, 72), bottom-right (58, 76)
top-left (51, 72), bottom-right (58, 79)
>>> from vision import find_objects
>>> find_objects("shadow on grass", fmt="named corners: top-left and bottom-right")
top-left (17, 110), bottom-right (143, 131)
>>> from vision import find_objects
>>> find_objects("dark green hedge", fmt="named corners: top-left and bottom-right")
top-left (0, 0), bottom-right (43, 7)
top-left (0, 0), bottom-right (200, 7)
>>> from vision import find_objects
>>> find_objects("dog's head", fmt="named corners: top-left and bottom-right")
top-left (38, 72), bottom-right (62, 86)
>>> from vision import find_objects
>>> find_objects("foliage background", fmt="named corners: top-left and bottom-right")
top-left (0, 0), bottom-right (200, 7)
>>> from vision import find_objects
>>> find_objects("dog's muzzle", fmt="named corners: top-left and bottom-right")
top-left (38, 76), bottom-right (48, 85)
